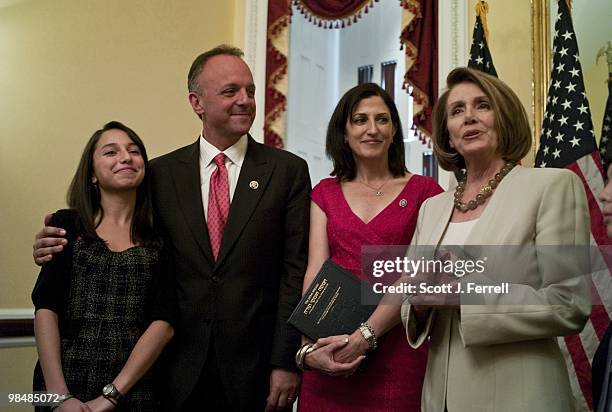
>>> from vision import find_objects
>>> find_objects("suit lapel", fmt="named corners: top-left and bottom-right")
top-left (172, 140), bottom-right (214, 265)
top-left (430, 194), bottom-right (455, 246)
top-left (215, 136), bottom-right (274, 268)
top-left (464, 165), bottom-right (521, 245)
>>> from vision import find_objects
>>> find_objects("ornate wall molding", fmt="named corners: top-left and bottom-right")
top-left (244, 0), bottom-right (260, 68)
top-left (436, 0), bottom-right (467, 189)
top-left (439, 0), bottom-right (468, 86)
top-left (531, 0), bottom-right (550, 160)
top-left (243, 0), bottom-right (269, 143)
top-left (451, 0), bottom-right (459, 67)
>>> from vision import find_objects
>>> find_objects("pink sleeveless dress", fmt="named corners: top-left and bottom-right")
top-left (298, 175), bottom-right (443, 412)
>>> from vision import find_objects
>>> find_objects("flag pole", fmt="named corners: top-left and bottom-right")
top-left (475, 0), bottom-right (490, 46)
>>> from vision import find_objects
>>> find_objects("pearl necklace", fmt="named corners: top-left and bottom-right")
top-left (454, 161), bottom-right (516, 212)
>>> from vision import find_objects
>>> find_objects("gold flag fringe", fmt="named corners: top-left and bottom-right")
top-left (475, 0), bottom-right (490, 46)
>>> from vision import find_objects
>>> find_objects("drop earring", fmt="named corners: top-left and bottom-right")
top-left (91, 178), bottom-right (100, 200)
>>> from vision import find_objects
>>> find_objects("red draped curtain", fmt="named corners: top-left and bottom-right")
top-left (264, 0), bottom-right (437, 148)
top-left (264, 0), bottom-right (291, 148)
top-left (400, 0), bottom-right (438, 144)
top-left (295, 0), bottom-right (374, 29)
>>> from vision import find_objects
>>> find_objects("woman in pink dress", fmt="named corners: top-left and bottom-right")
top-left (297, 83), bottom-right (442, 411)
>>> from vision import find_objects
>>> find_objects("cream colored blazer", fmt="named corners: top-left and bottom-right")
top-left (401, 166), bottom-right (591, 412)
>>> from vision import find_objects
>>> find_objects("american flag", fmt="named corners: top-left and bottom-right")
top-left (535, 0), bottom-right (612, 410)
top-left (467, 1), bottom-right (497, 77)
top-left (598, 80), bottom-right (612, 172)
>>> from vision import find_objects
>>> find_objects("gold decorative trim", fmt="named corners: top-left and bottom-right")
top-left (293, 0), bottom-right (373, 28)
top-left (531, 0), bottom-right (550, 161)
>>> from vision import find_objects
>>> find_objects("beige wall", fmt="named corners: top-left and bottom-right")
top-left (0, 0), bottom-right (242, 306)
top-left (0, 346), bottom-right (38, 412)
top-left (584, 61), bottom-right (609, 141)
top-left (0, 0), bottom-right (242, 402)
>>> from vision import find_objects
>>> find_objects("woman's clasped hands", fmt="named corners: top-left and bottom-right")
top-left (304, 333), bottom-right (367, 377)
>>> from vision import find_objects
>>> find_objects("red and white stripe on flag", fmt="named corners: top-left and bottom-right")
top-left (558, 153), bottom-right (612, 411)
top-left (534, 0), bottom-right (612, 408)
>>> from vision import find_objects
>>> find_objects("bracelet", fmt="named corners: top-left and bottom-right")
top-left (51, 394), bottom-right (74, 411)
top-left (359, 322), bottom-right (378, 351)
top-left (102, 383), bottom-right (122, 406)
top-left (295, 343), bottom-right (316, 371)
top-left (103, 396), bottom-right (118, 407)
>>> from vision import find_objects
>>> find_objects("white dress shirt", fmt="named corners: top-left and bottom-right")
top-left (199, 134), bottom-right (248, 222)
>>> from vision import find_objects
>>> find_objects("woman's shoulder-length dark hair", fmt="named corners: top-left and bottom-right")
top-left (432, 67), bottom-right (532, 171)
top-left (326, 82), bottom-right (408, 181)
top-left (67, 121), bottom-right (160, 248)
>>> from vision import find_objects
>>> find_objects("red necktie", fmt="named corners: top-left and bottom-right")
top-left (207, 153), bottom-right (230, 260)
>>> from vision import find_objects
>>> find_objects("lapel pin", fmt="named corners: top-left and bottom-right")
top-left (249, 180), bottom-right (259, 190)
top-left (399, 199), bottom-right (408, 208)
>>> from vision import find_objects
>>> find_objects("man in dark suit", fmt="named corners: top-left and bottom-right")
top-left (593, 322), bottom-right (612, 412)
top-left (33, 45), bottom-right (310, 411)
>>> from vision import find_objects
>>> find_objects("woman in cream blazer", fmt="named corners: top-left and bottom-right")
top-left (402, 68), bottom-right (591, 412)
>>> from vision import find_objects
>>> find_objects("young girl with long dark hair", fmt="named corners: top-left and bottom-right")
top-left (32, 121), bottom-right (175, 411)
